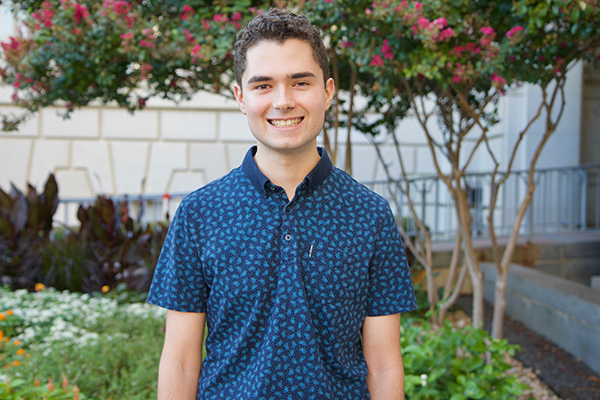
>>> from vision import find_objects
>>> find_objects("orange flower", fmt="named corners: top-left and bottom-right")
top-left (101, 285), bottom-right (110, 293)
top-left (0, 330), bottom-right (4, 340)
top-left (0, 313), bottom-right (5, 321)
top-left (11, 360), bottom-right (19, 366)
top-left (34, 378), bottom-right (40, 387)
top-left (35, 283), bottom-right (45, 291)
top-left (17, 349), bottom-right (25, 355)
top-left (74, 385), bottom-right (80, 400)
top-left (6, 310), bottom-right (13, 316)
top-left (13, 340), bottom-right (21, 346)
top-left (47, 379), bottom-right (55, 392)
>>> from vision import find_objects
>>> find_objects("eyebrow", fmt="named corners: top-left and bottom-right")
top-left (246, 71), bottom-right (317, 85)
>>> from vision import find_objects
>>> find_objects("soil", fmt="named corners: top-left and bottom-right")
top-left (456, 296), bottom-right (600, 400)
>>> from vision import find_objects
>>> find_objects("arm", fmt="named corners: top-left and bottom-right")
top-left (362, 313), bottom-right (405, 400)
top-left (157, 310), bottom-right (206, 400)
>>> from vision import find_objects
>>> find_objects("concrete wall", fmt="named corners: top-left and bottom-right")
top-left (482, 262), bottom-right (600, 376)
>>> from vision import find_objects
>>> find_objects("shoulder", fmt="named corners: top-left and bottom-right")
top-left (327, 167), bottom-right (391, 212)
top-left (174, 167), bottom-right (248, 217)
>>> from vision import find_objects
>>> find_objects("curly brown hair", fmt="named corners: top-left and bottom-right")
top-left (234, 8), bottom-right (330, 87)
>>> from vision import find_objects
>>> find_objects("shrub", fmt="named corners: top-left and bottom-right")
top-left (402, 318), bottom-right (528, 399)
top-left (0, 287), bottom-right (165, 399)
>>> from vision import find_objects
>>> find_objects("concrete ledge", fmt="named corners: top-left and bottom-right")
top-left (482, 262), bottom-right (600, 375)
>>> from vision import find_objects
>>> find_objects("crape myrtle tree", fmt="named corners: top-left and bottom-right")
top-left (354, 0), bottom-right (600, 335)
top-left (0, 0), bottom-right (381, 173)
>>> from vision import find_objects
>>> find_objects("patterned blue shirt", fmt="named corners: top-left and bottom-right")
top-left (147, 146), bottom-right (417, 399)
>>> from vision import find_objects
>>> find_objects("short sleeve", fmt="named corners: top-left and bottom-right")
top-left (146, 198), bottom-right (208, 313)
top-left (366, 204), bottom-right (418, 316)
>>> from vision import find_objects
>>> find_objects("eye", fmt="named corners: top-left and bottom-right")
top-left (254, 84), bottom-right (270, 90)
top-left (295, 81), bottom-right (310, 87)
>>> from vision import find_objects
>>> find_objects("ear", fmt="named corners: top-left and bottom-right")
top-left (324, 77), bottom-right (335, 110)
top-left (234, 84), bottom-right (247, 115)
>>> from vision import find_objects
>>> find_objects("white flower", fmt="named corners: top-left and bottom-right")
top-left (420, 374), bottom-right (428, 387)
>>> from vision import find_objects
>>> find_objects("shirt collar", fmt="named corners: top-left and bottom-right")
top-left (242, 146), bottom-right (333, 195)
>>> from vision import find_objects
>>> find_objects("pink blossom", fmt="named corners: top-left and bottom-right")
top-left (120, 32), bottom-right (133, 40)
top-left (381, 40), bottom-right (392, 54)
top-left (201, 20), bottom-right (210, 30)
top-left (183, 29), bottom-right (194, 43)
top-left (340, 41), bottom-right (353, 49)
top-left (181, 4), bottom-right (194, 21)
top-left (365, 8), bottom-right (373, 15)
top-left (481, 38), bottom-right (490, 46)
top-left (140, 63), bottom-right (153, 79)
top-left (13, 81), bottom-right (21, 88)
top-left (370, 54), bottom-right (384, 67)
top-left (213, 14), bottom-right (223, 22)
top-left (491, 72), bottom-right (506, 86)
top-left (139, 39), bottom-right (154, 48)
top-left (452, 75), bottom-right (461, 83)
top-left (480, 26), bottom-right (494, 36)
top-left (191, 44), bottom-right (202, 56)
top-left (2, 37), bottom-right (21, 52)
top-left (450, 45), bottom-right (464, 56)
top-left (113, 1), bottom-right (129, 15)
top-left (73, 4), bottom-right (89, 24)
top-left (414, 2), bottom-right (423, 10)
top-left (506, 25), bottom-right (523, 37)
top-left (72, 28), bottom-right (80, 34)
top-left (432, 17), bottom-right (447, 28)
top-left (231, 11), bottom-right (242, 21)
top-left (324, 0), bottom-right (334, 3)
top-left (44, 19), bottom-right (53, 28)
top-left (418, 17), bottom-right (429, 29)
top-left (401, 0), bottom-right (408, 7)
top-left (439, 27), bottom-right (454, 40)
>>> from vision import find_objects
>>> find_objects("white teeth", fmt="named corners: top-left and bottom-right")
top-left (269, 118), bottom-right (302, 127)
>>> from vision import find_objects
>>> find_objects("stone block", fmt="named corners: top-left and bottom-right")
top-left (146, 90), bottom-right (238, 110)
top-left (42, 108), bottom-right (99, 138)
top-left (189, 143), bottom-right (229, 183)
top-left (168, 171), bottom-right (206, 194)
top-left (102, 109), bottom-right (158, 140)
top-left (145, 142), bottom-right (188, 194)
top-left (592, 276), bottom-right (600, 291)
top-left (54, 169), bottom-right (94, 198)
top-left (227, 143), bottom-right (253, 171)
top-left (563, 259), bottom-right (600, 283)
top-left (110, 141), bottom-right (150, 194)
top-left (415, 146), bottom-right (451, 176)
top-left (0, 139), bottom-right (32, 190)
top-left (349, 144), bottom-right (379, 182)
top-left (563, 241), bottom-right (600, 259)
top-left (29, 140), bottom-right (70, 189)
top-left (0, 107), bottom-right (39, 137)
top-left (218, 111), bottom-right (254, 142)
top-left (161, 110), bottom-right (217, 141)
top-left (72, 141), bottom-right (114, 195)
top-left (535, 242), bottom-right (562, 261)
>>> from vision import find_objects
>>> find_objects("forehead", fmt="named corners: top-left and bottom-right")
top-left (242, 39), bottom-right (323, 83)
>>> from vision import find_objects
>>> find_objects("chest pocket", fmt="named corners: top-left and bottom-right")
top-left (301, 242), bottom-right (361, 307)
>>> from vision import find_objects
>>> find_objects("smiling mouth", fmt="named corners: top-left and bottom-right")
top-left (268, 117), bottom-right (304, 127)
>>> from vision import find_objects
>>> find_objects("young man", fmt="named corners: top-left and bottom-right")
top-left (147, 8), bottom-right (417, 400)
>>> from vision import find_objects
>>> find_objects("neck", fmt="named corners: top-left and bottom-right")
top-left (254, 144), bottom-right (320, 201)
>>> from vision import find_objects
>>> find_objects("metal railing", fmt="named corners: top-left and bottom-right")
top-left (55, 163), bottom-right (600, 241)
top-left (362, 163), bottom-right (600, 241)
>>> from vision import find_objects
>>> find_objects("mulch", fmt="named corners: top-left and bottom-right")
top-left (456, 296), bottom-right (600, 400)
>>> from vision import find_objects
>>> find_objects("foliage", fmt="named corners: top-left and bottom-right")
top-left (1, 286), bottom-right (528, 399)
top-left (0, 287), bottom-right (165, 399)
top-left (401, 318), bottom-right (528, 399)
top-left (0, 175), bottom-right (168, 293)
top-left (0, 377), bottom-right (85, 400)
top-left (0, 174), bottom-right (58, 249)
top-left (0, 0), bottom-right (266, 130)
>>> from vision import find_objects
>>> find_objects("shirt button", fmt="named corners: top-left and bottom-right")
top-left (284, 234), bottom-right (292, 241)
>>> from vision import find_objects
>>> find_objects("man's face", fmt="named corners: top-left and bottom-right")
top-left (234, 39), bottom-right (334, 156)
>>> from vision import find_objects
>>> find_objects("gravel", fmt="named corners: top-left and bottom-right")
top-left (456, 296), bottom-right (600, 400)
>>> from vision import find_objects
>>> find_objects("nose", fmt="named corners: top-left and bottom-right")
top-left (272, 86), bottom-right (295, 111)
